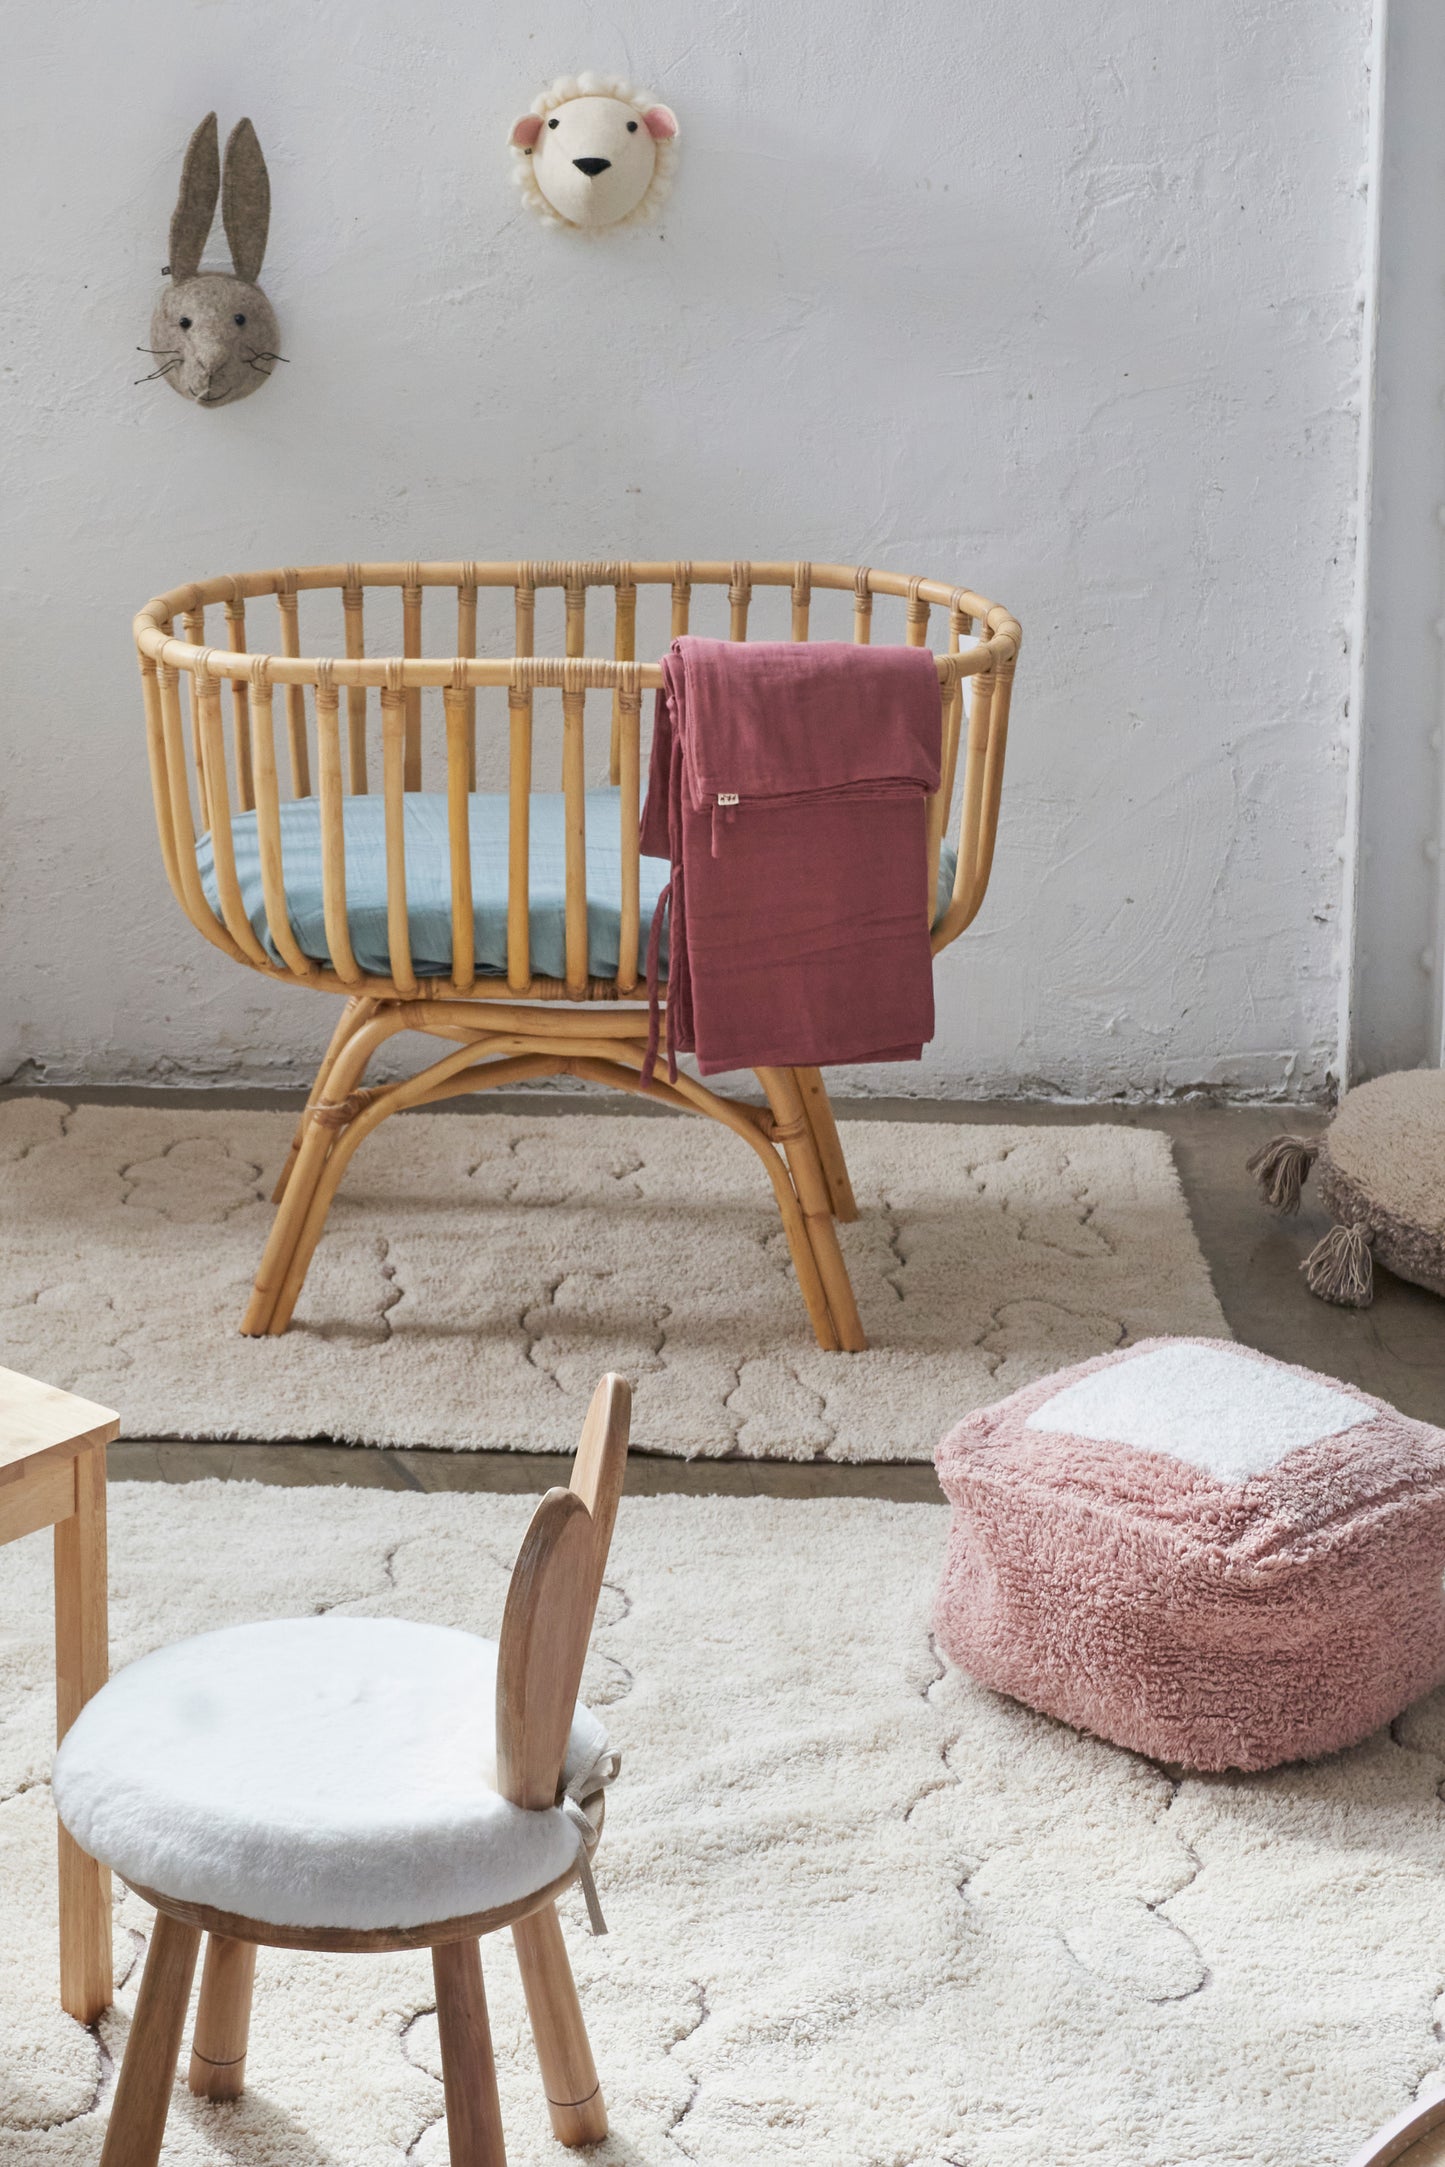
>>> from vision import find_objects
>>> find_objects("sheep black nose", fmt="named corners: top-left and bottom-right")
top-left (573, 157), bottom-right (611, 177)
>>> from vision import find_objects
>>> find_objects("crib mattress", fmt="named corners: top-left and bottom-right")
top-left (197, 787), bottom-right (957, 985)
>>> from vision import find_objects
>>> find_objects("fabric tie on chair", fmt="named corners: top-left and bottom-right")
top-left (640, 637), bottom-right (943, 1082)
top-left (561, 1742), bottom-right (619, 1934)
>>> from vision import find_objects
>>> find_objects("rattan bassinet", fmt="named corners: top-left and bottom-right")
top-left (133, 558), bottom-right (1021, 1352)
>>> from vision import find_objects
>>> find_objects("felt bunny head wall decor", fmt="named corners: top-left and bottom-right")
top-left (509, 75), bottom-right (679, 230)
top-left (144, 113), bottom-right (283, 406)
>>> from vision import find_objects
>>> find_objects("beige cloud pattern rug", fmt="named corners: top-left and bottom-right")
top-left (0, 1100), bottom-right (1225, 1458)
top-left (2, 1481), bottom-right (1438, 2165)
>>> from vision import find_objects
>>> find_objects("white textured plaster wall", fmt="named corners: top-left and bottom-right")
top-left (1347, 0), bottom-right (1445, 1079)
top-left (0, 0), bottom-right (1370, 1098)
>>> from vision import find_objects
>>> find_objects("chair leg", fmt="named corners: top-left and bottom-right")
top-left (271, 997), bottom-right (374, 1204)
top-left (756, 1067), bottom-right (866, 1351)
top-left (512, 1903), bottom-right (607, 2146)
top-left (188, 1933), bottom-right (257, 2101)
top-left (432, 1938), bottom-right (508, 2166)
top-left (792, 1067), bottom-right (859, 1222)
top-left (100, 1912), bottom-right (201, 2167)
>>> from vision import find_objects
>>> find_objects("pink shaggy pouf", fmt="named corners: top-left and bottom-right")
top-left (933, 1338), bottom-right (1445, 1772)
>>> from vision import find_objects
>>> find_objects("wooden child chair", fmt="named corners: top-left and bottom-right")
top-left (53, 1373), bottom-right (631, 2167)
top-left (133, 558), bottom-right (1021, 1353)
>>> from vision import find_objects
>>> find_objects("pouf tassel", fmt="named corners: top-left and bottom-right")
top-left (1246, 1134), bottom-right (1320, 1214)
top-left (1302, 1221), bottom-right (1375, 1308)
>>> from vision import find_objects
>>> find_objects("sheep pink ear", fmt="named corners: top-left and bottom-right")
top-left (642, 105), bottom-right (678, 141)
top-left (510, 114), bottom-right (544, 148)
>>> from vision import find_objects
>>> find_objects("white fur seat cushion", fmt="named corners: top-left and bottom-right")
top-left (52, 1615), bottom-right (613, 1932)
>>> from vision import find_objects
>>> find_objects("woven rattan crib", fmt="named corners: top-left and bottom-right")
top-left (133, 559), bottom-right (1021, 1352)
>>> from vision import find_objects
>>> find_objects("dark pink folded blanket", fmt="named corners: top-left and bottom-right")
top-left (639, 638), bottom-right (943, 1079)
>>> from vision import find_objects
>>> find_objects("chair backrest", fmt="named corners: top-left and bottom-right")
top-left (494, 1372), bottom-right (631, 1811)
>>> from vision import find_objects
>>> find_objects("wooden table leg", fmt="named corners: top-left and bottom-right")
top-left (54, 1440), bottom-right (112, 2021)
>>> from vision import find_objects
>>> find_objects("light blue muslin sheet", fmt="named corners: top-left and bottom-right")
top-left (197, 787), bottom-right (959, 982)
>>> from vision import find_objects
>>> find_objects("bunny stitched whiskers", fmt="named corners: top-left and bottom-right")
top-left (146, 112), bottom-right (285, 407)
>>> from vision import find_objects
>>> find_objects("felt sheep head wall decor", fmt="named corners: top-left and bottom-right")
top-left (143, 112), bottom-right (284, 406)
top-left (509, 75), bottom-right (679, 230)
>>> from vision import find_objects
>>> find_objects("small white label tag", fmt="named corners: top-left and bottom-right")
top-left (716, 792), bottom-right (740, 806)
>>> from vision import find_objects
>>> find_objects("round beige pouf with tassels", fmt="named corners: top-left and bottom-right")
top-left (1249, 1070), bottom-right (1445, 1308)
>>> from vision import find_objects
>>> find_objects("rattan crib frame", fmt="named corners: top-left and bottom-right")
top-left (133, 559), bottom-right (1021, 1354)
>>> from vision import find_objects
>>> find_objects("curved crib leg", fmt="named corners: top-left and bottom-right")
top-left (271, 996), bottom-right (375, 1204)
top-left (792, 1067), bottom-right (858, 1222)
top-left (242, 1113), bottom-right (339, 1335)
top-left (513, 1902), bottom-right (608, 2146)
top-left (739, 1126), bottom-right (840, 1354)
top-left (756, 1067), bottom-right (866, 1352)
top-left (263, 1097), bottom-right (387, 1336)
top-left (564, 1046), bottom-right (843, 1352)
top-left (242, 1007), bottom-right (413, 1336)
top-left (244, 1014), bottom-right (867, 1351)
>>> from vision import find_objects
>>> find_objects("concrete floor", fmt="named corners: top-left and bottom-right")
top-left (12, 1086), bottom-right (1443, 1500)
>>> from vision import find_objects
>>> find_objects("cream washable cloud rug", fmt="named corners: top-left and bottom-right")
top-left (0, 1100), bottom-right (1226, 1458)
top-left (3, 1480), bottom-right (1440, 2165)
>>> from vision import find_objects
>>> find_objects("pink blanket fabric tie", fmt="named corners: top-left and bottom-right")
top-left (639, 637), bottom-right (943, 1084)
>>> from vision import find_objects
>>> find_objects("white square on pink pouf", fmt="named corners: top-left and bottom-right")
top-left (933, 1339), bottom-right (1445, 1772)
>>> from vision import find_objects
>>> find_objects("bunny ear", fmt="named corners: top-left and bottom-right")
top-left (222, 118), bottom-right (270, 284)
top-left (168, 112), bottom-right (220, 279)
